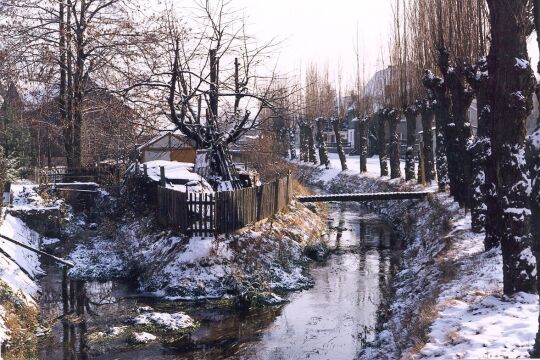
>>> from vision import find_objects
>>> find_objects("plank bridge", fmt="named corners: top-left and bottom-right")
top-left (297, 191), bottom-right (432, 203)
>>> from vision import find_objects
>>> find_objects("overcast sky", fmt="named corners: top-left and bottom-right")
top-left (233, 0), bottom-right (394, 90)
top-left (169, 0), bottom-right (540, 87)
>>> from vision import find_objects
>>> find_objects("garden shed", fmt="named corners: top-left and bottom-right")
top-left (139, 132), bottom-right (197, 163)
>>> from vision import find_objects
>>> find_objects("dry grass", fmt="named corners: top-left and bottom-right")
top-left (292, 180), bottom-right (311, 196)
top-left (0, 288), bottom-right (39, 360)
top-left (405, 296), bottom-right (439, 357)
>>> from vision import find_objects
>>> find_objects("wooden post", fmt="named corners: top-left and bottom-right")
top-left (143, 164), bottom-right (148, 177)
top-left (135, 161), bottom-right (139, 175)
top-left (286, 171), bottom-right (291, 203)
top-left (160, 166), bottom-right (166, 186)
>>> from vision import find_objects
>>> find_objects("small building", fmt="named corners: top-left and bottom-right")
top-left (138, 132), bottom-right (197, 163)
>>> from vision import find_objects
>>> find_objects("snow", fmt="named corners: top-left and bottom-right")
top-left (419, 243), bottom-right (538, 359)
top-left (137, 160), bottom-right (213, 193)
top-left (139, 160), bottom-right (199, 182)
top-left (175, 237), bottom-right (213, 263)
top-left (296, 152), bottom-right (406, 186)
top-left (68, 237), bottom-right (127, 280)
top-left (130, 332), bottom-right (157, 344)
top-left (530, 128), bottom-right (540, 150)
top-left (132, 312), bottom-right (195, 330)
top-left (119, 202), bottom-right (324, 300)
top-left (0, 184), bottom-right (48, 355)
top-left (0, 214), bottom-right (43, 300)
top-left (515, 57), bottom-right (530, 70)
top-left (9, 182), bottom-right (60, 211)
top-left (295, 154), bottom-right (540, 360)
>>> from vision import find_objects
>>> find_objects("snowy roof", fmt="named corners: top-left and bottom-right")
top-left (139, 160), bottom-right (213, 193)
top-left (141, 160), bottom-right (198, 182)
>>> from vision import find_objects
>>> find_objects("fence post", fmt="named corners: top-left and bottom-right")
top-left (160, 166), bottom-right (166, 186)
top-left (274, 179), bottom-right (279, 214)
top-left (135, 161), bottom-right (140, 175)
top-left (286, 170), bottom-right (291, 203)
top-left (143, 164), bottom-right (148, 177)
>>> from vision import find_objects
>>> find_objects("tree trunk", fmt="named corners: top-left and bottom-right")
top-left (404, 104), bottom-right (418, 181)
top-left (307, 124), bottom-right (317, 164)
top-left (316, 118), bottom-right (330, 168)
top-left (386, 108), bottom-right (401, 179)
top-left (72, 4), bottom-right (86, 171)
top-left (486, 0), bottom-right (536, 295)
top-left (438, 48), bottom-right (475, 208)
top-left (300, 124), bottom-right (309, 162)
top-left (289, 125), bottom-right (297, 160)
top-left (359, 115), bottom-right (369, 173)
top-left (423, 71), bottom-right (450, 192)
top-left (58, 0), bottom-right (71, 169)
top-left (528, 126), bottom-right (540, 356)
top-left (466, 58), bottom-right (490, 234)
top-left (530, 1), bottom-right (540, 353)
top-left (332, 118), bottom-right (348, 171)
top-left (440, 49), bottom-right (474, 209)
top-left (377, 111), bottom-right (389, 177)
top-left (419, 99), bottom-right (436, 183)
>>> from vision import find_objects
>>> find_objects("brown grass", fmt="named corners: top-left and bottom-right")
top-left (406, 296), bottom-right (439, 357)
top-left (1, 293), bottom-right (39, 360)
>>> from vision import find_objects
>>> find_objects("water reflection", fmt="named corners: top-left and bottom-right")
top-left (37, 203), bottom-right (400, 360)
top-left (235, 204), bottom-right (400, 360)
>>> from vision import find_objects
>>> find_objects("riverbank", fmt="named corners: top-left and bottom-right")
top-left (0, 181), bottom-right (61, 359)
top-left (295, 153), bottom-right (539, 359)
top-left (0, 179), bottom-right (329, 358)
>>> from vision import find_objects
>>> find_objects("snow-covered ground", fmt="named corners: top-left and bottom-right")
top-left (120, 201), bottom-right (326, 301)
top-left (131, 311), bottom-right (195, 330)
top-left (0, 181), bottom-right (58, 358)
top-left (135, 160), bottom-right (213, 193)
top-left (295, 153), bottom-right (539, 359)
top-left (297, 153), bottom-right (406, 184)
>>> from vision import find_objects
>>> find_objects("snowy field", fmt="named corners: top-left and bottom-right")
top-left (299, 153), bottom-right (539, 359)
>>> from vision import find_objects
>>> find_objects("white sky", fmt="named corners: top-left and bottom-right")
top-left (233, 0), bottom-right (395, 90)
top-left (168, 0), bottom-right (540, 88)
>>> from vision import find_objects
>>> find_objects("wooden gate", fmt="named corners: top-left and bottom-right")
top-left (187, 193), bottom-right (216, 236)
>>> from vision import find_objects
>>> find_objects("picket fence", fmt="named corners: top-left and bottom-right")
top-left (157, 174), bottom-right (293, 235)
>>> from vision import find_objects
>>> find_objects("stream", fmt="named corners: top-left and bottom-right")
top-left (37, 203), bottom-right (400, 359)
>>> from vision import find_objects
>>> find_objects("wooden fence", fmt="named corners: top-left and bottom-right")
top-left (157, 174), bottom-right (293, 236)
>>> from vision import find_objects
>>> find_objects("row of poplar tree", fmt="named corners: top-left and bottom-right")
top-left (294, 0), bottom-right (540, 353)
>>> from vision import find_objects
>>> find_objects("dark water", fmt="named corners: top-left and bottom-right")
top-left (37, 204), bottom-right (400, 360)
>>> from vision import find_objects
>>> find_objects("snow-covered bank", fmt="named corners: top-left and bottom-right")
top-left (125, 201), bottom-right (326, 302)
top-left (0, 181), bottom-right (58, 359)
top-left (296, 153), bottom-right (539, 359)
top-left (64, 183), bottom-right (327, 303)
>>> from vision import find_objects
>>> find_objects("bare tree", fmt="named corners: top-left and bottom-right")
top-left (122, 1), bottom-right (283, 188)
top-left (1, 0), bottom-right (145, 170)
top-left (465, 58), bottom-right (490, 234)
top-left (316, 118), bottom-right (330, 168)
top-left (418, 98), bottom-right (436, 183)
top-left (423, 70), bottom-right (450, 192)
top-left (404, 103), bottom-right (418, 181)
top-left (376, 110), bottom-right (389, 177)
